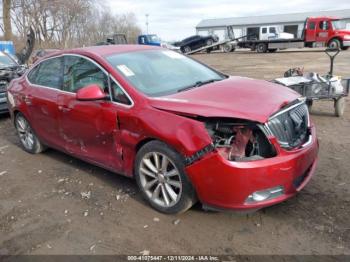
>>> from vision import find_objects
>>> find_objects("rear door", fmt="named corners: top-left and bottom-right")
top-left (260, 27), bottom-right (268, 40)
top-left (57, 55), bottom-right (128, 172)
top-left (25, 56), bottom-right (64, 148)
top-left (305, 20), bottom-right (317, 42)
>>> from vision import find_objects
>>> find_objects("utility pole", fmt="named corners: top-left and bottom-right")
top-left (145, 14), bottom-right (149, 34)
top-left (2, 0), bottom-right (12, 40)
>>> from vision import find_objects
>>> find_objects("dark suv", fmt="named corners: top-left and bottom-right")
top-left (179, 35), bottom-right (219, 53)
top-left (0, 51), bottom-right (26, 114)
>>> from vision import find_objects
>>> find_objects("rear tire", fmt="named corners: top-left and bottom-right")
top-left (256, 43), bottom-right (267, 53)
top-left (335, 97), bottom-right (345, 117)
top-left (15, 113), bottom-right (46, 154)
top-left (183, 46), bottom-right (191, 54)
top-left (134, 141), bottom-right (197, 214)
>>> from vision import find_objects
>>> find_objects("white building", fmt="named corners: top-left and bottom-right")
top-left (196, 9), bottom-right (350, 41)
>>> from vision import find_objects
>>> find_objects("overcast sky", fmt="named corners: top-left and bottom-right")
top-left (107, 0), bottom-right (350, 41)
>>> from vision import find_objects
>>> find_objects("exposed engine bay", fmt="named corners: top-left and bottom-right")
top-left (205, 120), bottom-right (276, 161)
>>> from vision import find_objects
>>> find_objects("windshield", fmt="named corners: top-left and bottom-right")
top-left (331, 20), bottom-right (347, 30)
top-left (106, 50), bottom-right (225, 96)
top-left (0, 52), bottom-right (17, 67)
top-left (148, 35), bottom-right (160, 43)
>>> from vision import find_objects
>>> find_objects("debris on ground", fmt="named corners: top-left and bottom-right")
top-left (140, 250), bottom-right (150, 256)
top-left (0, 145), bottom-right (9, 153)
top-left (153, 217), bottom-right (160, 222)
top-left (89, 244), bottom-right (96, 252)
top-left (83, 210), bottom-right (89, 217)
top-left (81, 191), bottom-right (91, 199)
top-left (0, 171), bottom-right (7, 176)
top-left (173, 219), bottom-right (181, 225)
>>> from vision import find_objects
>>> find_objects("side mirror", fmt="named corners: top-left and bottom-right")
top-left (76, 84), bottom-right (107, 101)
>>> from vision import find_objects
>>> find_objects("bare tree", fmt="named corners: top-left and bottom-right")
top-left (9, 0), bottom-right (141, 49)
top-left (3, 0), bottom-right (13, 40)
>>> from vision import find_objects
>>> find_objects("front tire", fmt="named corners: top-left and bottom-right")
top-left (223, 43), bottom-right (233, 53)
top-left (206, 39), bottom-right (213, 46)
top-left (15, 113), bottom-right (45, 154)
top-left (328, 39), bottom-right (341, 49)
top-left (135, 141), bottom-right (197, 214)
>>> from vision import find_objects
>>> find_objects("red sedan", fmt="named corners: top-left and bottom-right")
top-left (6, 45), bottom-right (318, 214)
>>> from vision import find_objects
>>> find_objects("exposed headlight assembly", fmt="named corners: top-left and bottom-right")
top-left (205, 120), bottom-right (276, 161)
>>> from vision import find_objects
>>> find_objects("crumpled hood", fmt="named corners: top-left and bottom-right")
top-left (149, 76), bottom-right (300, 123)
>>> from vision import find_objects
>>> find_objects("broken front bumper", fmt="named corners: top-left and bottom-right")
top-left (186, 125), bottom-right (318, 211)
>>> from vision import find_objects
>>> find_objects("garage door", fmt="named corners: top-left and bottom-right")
top-left (197, 30), bottom-right (209, 36)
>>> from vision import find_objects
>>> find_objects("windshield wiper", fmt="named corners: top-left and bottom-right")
top-left (177, 78), bottom-right (222, 93)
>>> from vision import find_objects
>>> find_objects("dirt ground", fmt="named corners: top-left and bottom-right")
top-left (0, 48), bottom-right (349, 256)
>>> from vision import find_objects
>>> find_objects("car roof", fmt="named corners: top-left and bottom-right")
top-left (47, 45), bottom-right (161, 59)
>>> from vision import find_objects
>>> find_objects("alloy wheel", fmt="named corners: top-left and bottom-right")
top-left (16, 115), bottom-right (35, 151)
top-left (139, 152), bottom-right (182, 208)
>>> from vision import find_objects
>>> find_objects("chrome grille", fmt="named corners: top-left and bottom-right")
top-left (0, 80), bottom-right (8, 93)
top-left (266, 102), bottom-right (309, 149)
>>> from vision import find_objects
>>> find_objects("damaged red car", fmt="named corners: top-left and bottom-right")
top-left (7, 45), bottom-right (318, 214)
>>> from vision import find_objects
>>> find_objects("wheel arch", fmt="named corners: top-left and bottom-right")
top-left (327, 37), bottom-right (343, 47)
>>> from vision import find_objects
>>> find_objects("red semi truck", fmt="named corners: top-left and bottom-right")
top-left (226, 16), bottom-right (350, 53)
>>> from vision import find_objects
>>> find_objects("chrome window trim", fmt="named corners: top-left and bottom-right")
top-left (108, 74), bottom-right (134, 108)
top-left (25, 53), bottom-right (134, 108)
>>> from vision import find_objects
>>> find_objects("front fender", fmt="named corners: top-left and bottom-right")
top-left (117, 106), bottom-right (212, 176)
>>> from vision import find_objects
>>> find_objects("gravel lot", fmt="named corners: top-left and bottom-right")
top-left (0, 48), bottom-right (349, 255)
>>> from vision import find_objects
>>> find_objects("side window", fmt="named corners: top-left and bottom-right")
top-left (262, 27), bottom-right (267, 34)
top-left (27, 64), bottom-right (40, 83)
top-left (63, 56), bottom-right (108, 93)
top-left (309, 22), bottom-right (315, 30)
top-left (28, 57), bottom-right (63, 89)
top-left (111, 80), bottom-right (132, 105)
top-left (319, 21), bottom-right (329, 30)
top-left (269, 27), bottom-right (276, 34)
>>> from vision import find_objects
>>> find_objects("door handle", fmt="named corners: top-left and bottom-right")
top-left (23, 95), bottom-right (33, 105)
top-left (58, 105), bottom-right (71, 112)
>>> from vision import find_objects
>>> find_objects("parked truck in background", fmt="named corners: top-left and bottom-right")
top-left (138, 34), bottom-right (180, 51)
top-left (226, 16), bottom-right (350, 53)
top-left (138, 34), bottom-right (161, 46)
